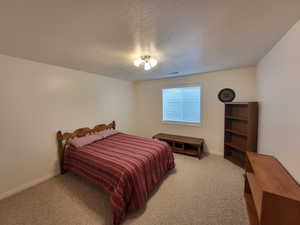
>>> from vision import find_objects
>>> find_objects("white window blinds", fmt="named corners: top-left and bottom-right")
top-left (162, 86), bottom-right (201, 123)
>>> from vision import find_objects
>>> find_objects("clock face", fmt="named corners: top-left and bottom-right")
top-left (218, 88), bottom-right (236, 102)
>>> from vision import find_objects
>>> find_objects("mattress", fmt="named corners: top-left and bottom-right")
top-left (64, 132), bottom-right (175, 224)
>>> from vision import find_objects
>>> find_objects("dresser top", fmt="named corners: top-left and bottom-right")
top-left (247, 152), bottom-right (300, 200)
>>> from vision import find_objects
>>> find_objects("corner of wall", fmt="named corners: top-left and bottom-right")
top-left (0, 172), bottom-right (59, 201)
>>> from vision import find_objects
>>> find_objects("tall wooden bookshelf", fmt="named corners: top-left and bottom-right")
top-left (224, 102), bottom-right (258, 168)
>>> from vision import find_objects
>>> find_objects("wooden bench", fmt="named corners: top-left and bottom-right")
top-left (153, 133), bottom-right (204, 159)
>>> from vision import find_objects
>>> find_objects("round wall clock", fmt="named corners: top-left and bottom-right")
top-left (218, 88), bottom-right (236, 102)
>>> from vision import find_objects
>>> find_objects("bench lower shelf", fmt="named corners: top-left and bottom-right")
top-left (172, 147), bottom-right (199, 156)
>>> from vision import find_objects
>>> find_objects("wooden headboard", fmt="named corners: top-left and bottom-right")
top-left (56, 121), bottom-right (116, 174)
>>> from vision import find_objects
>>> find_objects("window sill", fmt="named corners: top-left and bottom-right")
top-left (161, 120), bottom-right (201, 127)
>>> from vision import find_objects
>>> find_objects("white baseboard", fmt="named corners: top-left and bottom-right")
top-left (204, 149), bottom-right (223, 156)
top-left (209, 151), bottom-right (223, 156)
top-left (0, 172), bottom-right (58, 201)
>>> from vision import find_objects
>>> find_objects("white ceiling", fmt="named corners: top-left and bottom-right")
top-left (0, 0), bottom-right (300, 81)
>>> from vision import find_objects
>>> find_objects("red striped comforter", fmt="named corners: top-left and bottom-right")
top-left (64, 133), bottom-right (175, 225)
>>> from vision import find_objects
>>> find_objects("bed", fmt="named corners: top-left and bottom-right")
top-left (56, 121), bottom-right (175, 225)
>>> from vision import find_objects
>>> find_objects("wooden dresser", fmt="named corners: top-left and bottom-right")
top-left (244, 152), bottom-right (300, 225)
top-left (153, 133), bottom-right (204, 159)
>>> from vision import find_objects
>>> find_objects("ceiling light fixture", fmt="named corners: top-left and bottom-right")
top-left (134, 55), bottom-right (157, 71)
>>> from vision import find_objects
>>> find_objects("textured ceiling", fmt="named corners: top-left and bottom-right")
top-left (0, 0), bottom-right (300, 80)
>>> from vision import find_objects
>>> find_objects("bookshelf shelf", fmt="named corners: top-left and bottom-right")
top-left (225, 129), bottom-right (247, 137)
top-left (225, 142), bottom-right (246, 152)
top-left (225, 116), bottom-right (248, 121)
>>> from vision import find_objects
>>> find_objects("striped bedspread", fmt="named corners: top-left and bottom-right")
top-left (64, 132), bottom-right (175, 225)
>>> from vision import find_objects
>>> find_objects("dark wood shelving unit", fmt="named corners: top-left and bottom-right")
top-left (224, 102), bottom-right (258, 168)
top-left (225, 129), bottom-right (247, 137)
top-left (225, 116), bottom-right (248, 121)
top-left (225, 142), bottom-right (246, 152)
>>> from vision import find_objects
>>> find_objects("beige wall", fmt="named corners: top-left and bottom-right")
top-left (257, 20), bottom-right (300, 183)
top-left (0, 54), bottom-right (136, 199)
top-left (135, 67), bottom-right (257, 155)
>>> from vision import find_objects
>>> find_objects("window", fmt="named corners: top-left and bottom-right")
top-left (162, 86), bottom-right (201, 123)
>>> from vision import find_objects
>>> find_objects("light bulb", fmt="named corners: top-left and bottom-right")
top-left (149, 58), bottom-right (157, 67)
top-left (134, 58), bottom-right (142, 67)
top-left (144, 62), bottom-right (151, 71)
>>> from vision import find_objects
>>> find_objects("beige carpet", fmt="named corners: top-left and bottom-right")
top-left (0, 154), bottom-right (249, 225)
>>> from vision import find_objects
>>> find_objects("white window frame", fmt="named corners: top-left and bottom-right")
top-left (161, 84), bottom-right (202, 127)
